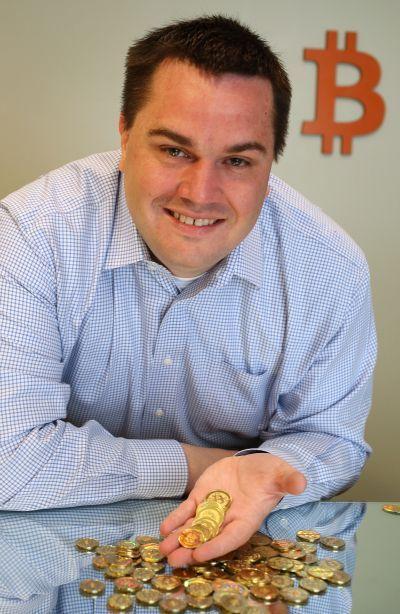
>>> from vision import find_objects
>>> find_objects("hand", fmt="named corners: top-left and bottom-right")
top-left (181, 443), bottom-right (239, 494)
top-left (159, 453), bottom-right (306, 567)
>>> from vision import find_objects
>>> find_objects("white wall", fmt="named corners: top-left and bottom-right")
top-left (1, 0), bottom-right (398, 500)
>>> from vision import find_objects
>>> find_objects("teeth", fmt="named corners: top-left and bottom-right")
top-left (171, 211), bottom-right (217, 226)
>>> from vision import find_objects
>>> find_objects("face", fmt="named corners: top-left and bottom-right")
top-left (119, 59), bottom-right (275, 277)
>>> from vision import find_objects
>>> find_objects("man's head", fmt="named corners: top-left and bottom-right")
top-left (119, 15), bottom-right (291, 277)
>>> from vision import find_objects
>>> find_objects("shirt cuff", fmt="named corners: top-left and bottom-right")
top-left (127, 439), bottom-right (188, 499)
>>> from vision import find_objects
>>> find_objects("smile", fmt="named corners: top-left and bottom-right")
top-left (165, 208), bottom-right (223, 227)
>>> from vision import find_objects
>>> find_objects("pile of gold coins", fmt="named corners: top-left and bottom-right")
top-left (179, 491), bottom-right (232, 548)
top-left (76, 520), bottom-right (351, 611)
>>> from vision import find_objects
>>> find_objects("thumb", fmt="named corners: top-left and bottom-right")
top-left (279, 468), bottom-right (307, 496)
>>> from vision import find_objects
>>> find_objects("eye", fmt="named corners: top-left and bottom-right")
top-left (162, 147), bottom-right (189, 159)
top-left (226, 157), bottom-right (250, 168)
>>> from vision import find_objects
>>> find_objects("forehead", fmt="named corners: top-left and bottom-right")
top-left (135, 59), bottom-right (274, 142)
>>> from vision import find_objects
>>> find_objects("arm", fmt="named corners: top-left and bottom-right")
top-left (0, 207), bottom-right (191, 510)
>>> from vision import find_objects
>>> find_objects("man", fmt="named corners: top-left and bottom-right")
top-left (0, 15), bottom-right (376, 567)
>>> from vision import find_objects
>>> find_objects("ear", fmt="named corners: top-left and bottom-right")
top-left (119, 114), bottom-right (129, 172)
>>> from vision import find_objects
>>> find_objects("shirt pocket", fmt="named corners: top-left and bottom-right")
top-left (183, 358), bottom-right (274, 446)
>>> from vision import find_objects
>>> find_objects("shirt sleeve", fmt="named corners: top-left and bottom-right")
top-left (236, 260), bottom-right (377, 509)
top-left (0, 207), bottom-right (188, 511)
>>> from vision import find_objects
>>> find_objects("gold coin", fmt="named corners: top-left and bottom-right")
top-left (112, 557), bottom-right (135, 570)
top-left (92, 555), bottom-right (109, 570)
top-left (202, 568), bottom-right (229, 581)
top-left (236, 568), bottom-right (266, 584)
top-left (296, 541), bottom-right (317, 554)
top-left (114, 577), bottom-right (143, 594)
top-left (319, 558), bottom-right (344, 572)
top-left (184, 577), bottom-right (214, 597)
top-left (252, 546), bottom-right (277, 560)
top-left (303, 553), bottom-right (317, 565)
top-left (141, 560), bottom-right (165, 573)
top-left (212, 580), bottom-right (249, 597)
top-left (319, 536), bottom-right (345, 551)
top-left (136, 588), bottom-right (163, 605)
top-left (249, 584), bottom-right (279, 602)
top-left (136, 535), bottom-right (159, 545)
top-left (133, 567), bottom-right (155, 582)
top-left (328, 570), bottom-right (351, 586)
top-left (152, 574), bottom-right (182, 591)
top-left (299, 577), bottom-right (327, 594)
top-left (107, 593), bottom-right (134, 611)
top-left (79, 578), bottom-right (105, 596)
top-left (140, 543), bottom-right (165, 562)
top-left (213, 590), bottom-right (247, 613)
top-left (206, 490), bottom-right (232, 509)
top-left (270, 539), bottom-right (295, 552)
top-left (296, 530), bottom-right (321, 543)
top-left (97, 545), bottom-right (118, 556)
top-left (191, 521), bottom-right (216, 541)
top-left (280, 587), bottom-right (309, 605)
top-left (267, 556), bottom-right (293, 572)
top-left (281, 548), bottom-right (305, 560)
top-left (173, 568), bottom-right (198, 579)
top-left (307, 565), bottom-right (334, 580)
top-left (186, 595), bottom-right (213, 609)
top-left (290, 560), bottom-right (305, 573)
top-left (382, 504), bottom-right (400, 514)
top-left (160, 596), bottom-right (187, 613)
top-left (179, 528), bottom-right (205, 549)
top-left (249, 533), bottom-right (272, 547)
top-left (243, 604), bottom-right (269, 614)
top-left (270, 575), bottom-right (294, 589)
top-left (75, 537), bottom-right (100, 552)
top-left (106, 565), bottom-right (132, 579)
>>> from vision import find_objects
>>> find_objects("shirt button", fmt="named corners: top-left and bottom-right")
top-left (163, 357), bottom-right (173, 366)
top-left (155, 409), bottom-right (164, 417)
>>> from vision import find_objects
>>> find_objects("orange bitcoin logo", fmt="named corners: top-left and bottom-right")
top-left (302, 31), bottom-right (385, 154)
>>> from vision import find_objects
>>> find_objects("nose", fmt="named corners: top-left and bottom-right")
top-left (177, 161), bottom-right (222, 206)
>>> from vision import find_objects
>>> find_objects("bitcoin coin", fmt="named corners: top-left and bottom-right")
top-left (236, 568), bottom-right (266, 585)
top-left (299, 577), bottom-right (327, 594)
top-left (296, 530), bottom-right (320, 543)
top-left (141, 560), bottom-right (165, 573)
top-left (270, 575), bottom-right (294, 589)
top-left (319, 558), bottom-right (344, 572)
top-left (75, 537), bottom-right (99, 552)
top-left (186, 595), bottom-right (213, 610)
top-left (250, 585), bottom-right (279, 602)
top-left (296, 542), bottom-right (317, 554)
top-left (133, 567), bottom-right (155, 582)
top-left (249, 533), bottom-right (272, 547)
top-left (319, 536), bottom-right (346, 551)
top-left (152, 574), bottom-right (182, 592)
top-left (184, 577), bottom-right (214, 597)
top-left (136, 535), bottom-right (159, 545)
top-left (106, 565), bottom-right (132, 579)
top-left (382, 504), bottom-right (400, 514)
top-left (79, 579), bottom-right (105, 597)
top-left (96, 545), bottom-right (118, 556)
top-left (267, 556), bottom-right (293, 572)
top-left (179, 528), bottom-right (205, 549)
top-left (212, 580), bottom-right (248, 597)
top-left (206, 490), bottom-right (232, 509)
top-left (280, 587), bottom-right (309, 605)
top-left (243, 604), bottom-right (269, 614)
top-left (270, 539), bottom-right (295, 552)
top-left (173, 568), bottom-right (198, 579)
top-left (213, 590), bottom-right (247, 613)
top-left (281, 548), bottom-right (305, 560)
top-left (114, 577), bottom-right (143, 594)
top-left (107, 593), bottom-right (134, 611)
top-left (92, 555), bottom-right (109, 570)
top-left (140, 543), bottom-right (165, 562)
top-left (328, 570), bottom-right (351, 586)
top-left (160, 596), bottom-right (187, 613)
top-left (307, 565), bottom-right (334, 580)
top-left (136, 588), bottom-right (163, 605)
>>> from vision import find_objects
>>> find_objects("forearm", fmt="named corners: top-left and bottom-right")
top-left (0, 420), bottom-right (188, 511)
top-left (237, 430), bottom-right (368, 509)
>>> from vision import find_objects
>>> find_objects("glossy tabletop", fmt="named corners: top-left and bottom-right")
top-left (0, 499), bottom-right (397, 613)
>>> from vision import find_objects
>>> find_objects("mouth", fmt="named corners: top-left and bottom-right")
top-left (164, 207), bottom-right (224, 230)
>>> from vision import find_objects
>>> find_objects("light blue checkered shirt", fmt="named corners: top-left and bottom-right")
top-left (0, 150), bottom-right (376, 511)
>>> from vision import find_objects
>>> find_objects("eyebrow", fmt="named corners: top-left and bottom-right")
top-left (147, 128), bottom-right (267, 155)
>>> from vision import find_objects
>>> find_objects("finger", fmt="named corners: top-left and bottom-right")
top-left (280, 469), bottom-right (307, 496)
top-left (159, 518), bottom-right (194, 556)
top-left (159, 497), bottom-right (197, 536)
top-left (192, 518), bottom-right (254, 562)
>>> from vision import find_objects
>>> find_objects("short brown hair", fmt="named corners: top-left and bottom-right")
top-left (121, 14), bottom-right (291, 161)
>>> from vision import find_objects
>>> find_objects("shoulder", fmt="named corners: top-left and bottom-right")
top-left (260, 174), bottom-right (368, 274)
top-left (1, 150), bottom-right (121, 224)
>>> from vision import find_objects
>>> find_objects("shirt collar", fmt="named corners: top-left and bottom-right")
top-left (105, 171), bottom-right (264, 289)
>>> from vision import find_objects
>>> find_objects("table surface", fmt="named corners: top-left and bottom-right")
top-left (0, 499), bottom-right (397, 613)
